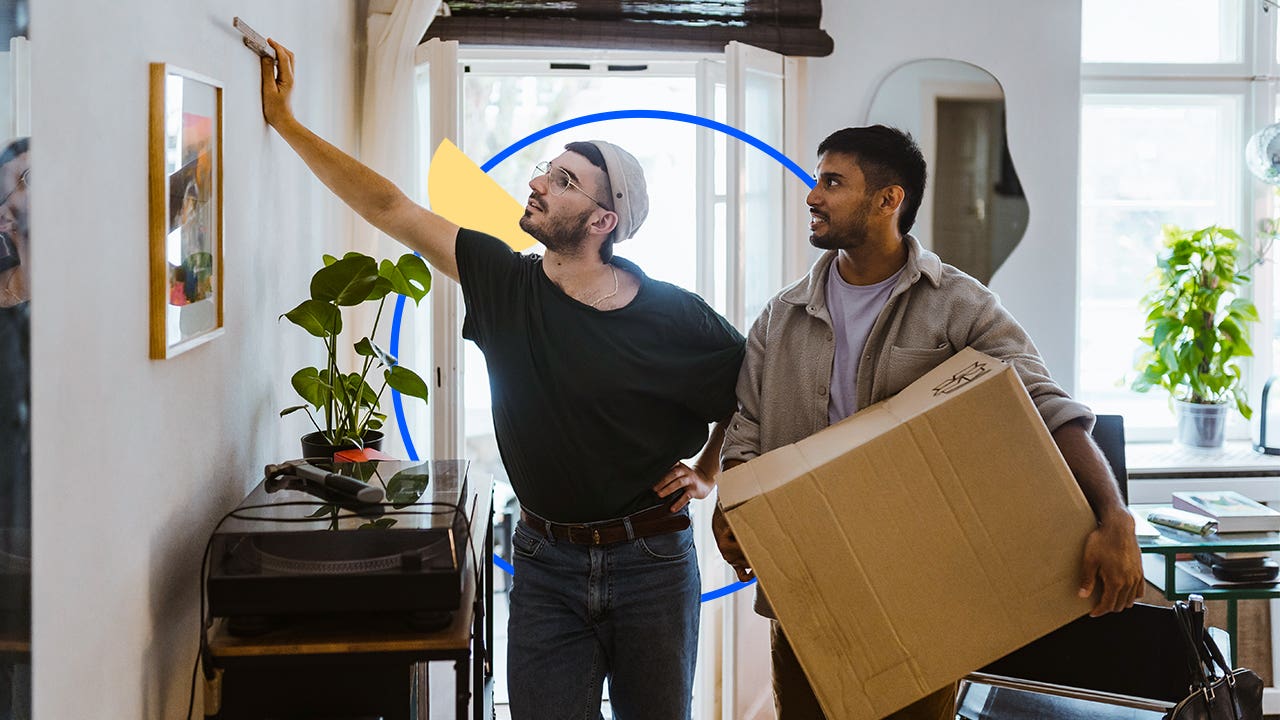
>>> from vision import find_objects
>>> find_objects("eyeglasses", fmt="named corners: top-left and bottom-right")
top-left (532, 161), bottom-right (609, 209)
top-left (0, 168), bottom-right (28, 209)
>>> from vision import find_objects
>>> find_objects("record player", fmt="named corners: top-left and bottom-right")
top-left (207, 459), bottom-right (469, 635)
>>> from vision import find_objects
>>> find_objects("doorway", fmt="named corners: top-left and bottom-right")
top-left (933, 98), bottom-right (1003, 283)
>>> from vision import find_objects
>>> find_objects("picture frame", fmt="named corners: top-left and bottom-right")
top-left (149, 63), bottom-right (224, 359)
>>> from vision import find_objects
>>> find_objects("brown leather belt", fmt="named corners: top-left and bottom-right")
top-left (520, 504), bottom-right (691, 546)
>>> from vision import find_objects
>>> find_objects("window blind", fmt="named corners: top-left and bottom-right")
top-left (423, 1), bottom-right (833, 57)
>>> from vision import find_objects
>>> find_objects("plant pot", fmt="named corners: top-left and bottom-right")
top-left (300, 430), bottom-right (384, 461)
top-left (1174, 400), bottom-right (1227, 448)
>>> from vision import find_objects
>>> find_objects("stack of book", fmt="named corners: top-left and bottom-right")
top-left (1172, 491), bottom-right (1280, 584)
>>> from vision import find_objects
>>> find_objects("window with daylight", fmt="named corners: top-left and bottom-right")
top-left (1077, 0), bottom-right (1278, 440)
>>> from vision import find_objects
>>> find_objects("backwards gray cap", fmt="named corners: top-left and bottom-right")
top-left (583, 140), bottom-right (648, 243)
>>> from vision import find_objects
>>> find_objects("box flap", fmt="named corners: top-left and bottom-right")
top-left (881, 346), bottom-right (1006, 422)
top-left (719, 347), bottom-right (1008, 510)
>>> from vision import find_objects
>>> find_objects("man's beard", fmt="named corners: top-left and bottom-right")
top-left (520, 203), bottom-right (596, 255)
top-left (809, 200), bottom-right (872, 251)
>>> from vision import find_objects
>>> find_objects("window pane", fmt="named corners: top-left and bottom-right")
top-left (1274, 96), bottom-right (1280, 387)
top-left (409, 66), bottom-right (433, 456)
top-left (713, 83), bottom-right (727, 313)
top-left (1082, 0), bottom-right (1241, 64)
top-left (742, 67), bottom-right (784, 323)
top-left (415, 66), bottom-right (431, 215)
top-left (1078, 94), bottom-right (1242, 431)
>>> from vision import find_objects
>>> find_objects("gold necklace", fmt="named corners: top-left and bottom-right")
top-left (589, 265), bottom-right (619, 309)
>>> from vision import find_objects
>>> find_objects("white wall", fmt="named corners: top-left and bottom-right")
top-left (805, 0), bottom-right (1084, 392)
top-left (29, 2), bottom-right (363, 717)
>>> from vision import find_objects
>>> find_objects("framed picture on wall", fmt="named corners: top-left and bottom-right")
top-left (148, 63), bottom-right (224, 359)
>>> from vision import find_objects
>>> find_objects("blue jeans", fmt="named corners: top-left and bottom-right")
top-left (507, 515), bottom-right (700, 720)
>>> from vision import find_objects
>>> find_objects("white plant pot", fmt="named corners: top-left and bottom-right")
top-left (1174, 400), bottom-right (1227, 448)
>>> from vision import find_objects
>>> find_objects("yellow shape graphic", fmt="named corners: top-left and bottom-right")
top-left (428, 139), bottom-right (537, 252)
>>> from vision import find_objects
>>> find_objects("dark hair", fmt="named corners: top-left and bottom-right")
top-left (817, 126), bottom-right (926, 235)
top-left (0, 137), bottom-right (29, 169)
top-left (564, 140), bottom-right (616, 263)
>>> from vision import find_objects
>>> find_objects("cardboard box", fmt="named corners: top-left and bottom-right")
top-left (719, 347), bottom-right (1096, 720)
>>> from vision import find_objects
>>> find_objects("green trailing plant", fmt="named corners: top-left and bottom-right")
top-left (280, 251), bottom-right (432, 447)
top-left (1132, 224), bottom-right (1264, 418)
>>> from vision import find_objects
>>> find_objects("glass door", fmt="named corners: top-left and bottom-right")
top-left (416, 40), bottom-right (802, 718)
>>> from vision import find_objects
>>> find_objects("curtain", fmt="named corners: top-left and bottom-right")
top-left (356, 0), bottom-right (439, 459)
top-left (357, 0), bottom-right (439, 258)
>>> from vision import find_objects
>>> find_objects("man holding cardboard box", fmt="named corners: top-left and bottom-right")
top-left (712, 125), bottom-right (1144, 719)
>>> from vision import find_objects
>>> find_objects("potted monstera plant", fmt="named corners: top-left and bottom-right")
top-left (1132, 224), bottom-right (1262, 447)
top-left (281, 251), bottom-right (432, 457)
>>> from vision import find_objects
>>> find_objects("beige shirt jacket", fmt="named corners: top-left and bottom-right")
top-left (720, 235), bottom-right (1095, 616)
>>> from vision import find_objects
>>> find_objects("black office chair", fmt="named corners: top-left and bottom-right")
top-left (1091, 414), bottom-right (1128, 504)
top-left (958, 600), bottom-right (1205, 719)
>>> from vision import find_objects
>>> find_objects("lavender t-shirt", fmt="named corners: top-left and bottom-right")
top-left (826, 260), bottom-right (904, 424)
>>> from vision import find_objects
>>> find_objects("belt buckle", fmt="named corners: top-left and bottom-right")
top-left (567, 524), bottom-right (603, 545)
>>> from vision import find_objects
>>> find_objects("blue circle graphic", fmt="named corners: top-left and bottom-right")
top-left (389, 109), bottom-right (813, 602)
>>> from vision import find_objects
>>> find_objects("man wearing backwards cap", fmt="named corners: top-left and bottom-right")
top-left (261, 41), bottom-right (743, 718)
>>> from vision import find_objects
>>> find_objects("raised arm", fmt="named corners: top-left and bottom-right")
top-left (261, 38), bottom-right (460, 282)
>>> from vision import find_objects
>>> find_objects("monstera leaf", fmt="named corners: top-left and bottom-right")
top-left (281, 251), bottom-right (433, 447)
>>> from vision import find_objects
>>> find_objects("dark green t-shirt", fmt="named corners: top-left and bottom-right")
top-left (455, 229), bottom-right (745, 522)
